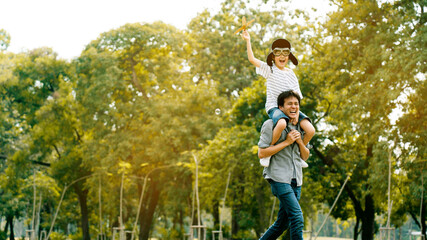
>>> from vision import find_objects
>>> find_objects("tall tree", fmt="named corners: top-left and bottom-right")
top-left (300, 0), bottom-right (425, 239)
top-left (391, 0), bottom-right (427, 236)
top-left (395, 80), bottom-right (427, 236)
top-left (80, 22), bottom-right (227, 240)
top-left (30, 79), bottom-right (93, 240)
top-left (0, 48), bottom-right (68, 239)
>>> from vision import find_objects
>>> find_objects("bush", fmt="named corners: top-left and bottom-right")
top-left (49, 232), bottom-right (67, 240)
top-left (0, 231), bottom-right (6, 240)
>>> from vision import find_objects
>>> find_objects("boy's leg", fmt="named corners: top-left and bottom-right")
top-left (300, 119), bottom-right (315, 146)
top-left (272, 119), bottom-right (287, 145)
top-left (269, 108), bottom-right (289, 145)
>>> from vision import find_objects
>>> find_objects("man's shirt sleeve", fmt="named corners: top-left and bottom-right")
top-left (258, 120), bottom-right (273, 148)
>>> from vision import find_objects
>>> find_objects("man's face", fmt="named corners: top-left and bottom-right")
top-left (279, 96), bottom-right (299, 118)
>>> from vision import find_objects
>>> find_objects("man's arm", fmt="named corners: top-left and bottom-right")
top-left (258, 139), bottom-right (292, 158)
top-left (241, 30), bottom-right (261, 68)
top-left (293, 130), bottom-right (310, 160)
top-left (258, 130), bottom-right (299, 158)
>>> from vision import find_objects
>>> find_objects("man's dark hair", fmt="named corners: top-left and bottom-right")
top-left (277, 90), bottom-right (301, 107)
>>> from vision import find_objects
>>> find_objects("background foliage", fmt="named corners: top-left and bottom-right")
top-left (0, 0), bottom-right (425, 240)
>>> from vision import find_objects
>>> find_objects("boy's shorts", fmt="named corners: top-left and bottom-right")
top-left (267, 107), bottom-right (310, 127)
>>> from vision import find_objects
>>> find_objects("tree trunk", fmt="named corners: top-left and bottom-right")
top-left (345, 183), bottom-right (363, 240)
top-left (139, 179), bottom-right (161, 240)
top-left (255, 184), bottom-right (267, 237)
top-left (422, 201), bottom-right (426, 239)
top-left (3, 216), bottom-right (9, 233)
top-left (6, 215), bottom-right (14, 240)
top-left (231, 175), bottom-right (246, 240)
top-left (179, 208), bottom-right (184, 239)
top-left (74, 184), bottom-right (91, 240)
top-left (409, 210), bottom-right (421, 229)
top-left (361, 194), bottom-right (375, 240)
top-left (172, 208), bottom-right (184, 240)
top-left (231, 203), bottom-right (241, 240)
top-left (354, 216), bottom-right (360, 240)
top-left (212, 200), bottom-right (220, 231)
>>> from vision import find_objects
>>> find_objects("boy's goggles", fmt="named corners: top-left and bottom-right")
top-left (272, 48), bottom-right (290, 56)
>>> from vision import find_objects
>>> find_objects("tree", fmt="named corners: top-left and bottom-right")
top-left (300, 0), bottom-right (425, 239)
top-left (79, 22), bottom-right (227, 240)
top-left (0, 48), bottom-right (68, 239)
top-left (197, 125), bottom-right (269, 239)
top-left (0, 151), bottom-right (30, 240)
top-left (391, 0), bottom-right (426, 236)
top-left (0, 29), bottom-right (10, 51)
top-left (30, 78), bottom-right (94, 240)
top-left (395, 79), bottom-right (427, 236)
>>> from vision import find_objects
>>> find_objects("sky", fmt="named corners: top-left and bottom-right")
top-left (1, 0), bottom-right (332, 60)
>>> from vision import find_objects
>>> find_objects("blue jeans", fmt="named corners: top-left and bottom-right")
top-left (260, 179), bottom-right (304, 240)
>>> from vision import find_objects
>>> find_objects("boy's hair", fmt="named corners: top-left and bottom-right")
top-left (277, 90), bottom-right (301, 107)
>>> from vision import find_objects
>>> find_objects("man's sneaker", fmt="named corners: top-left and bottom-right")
top-left (260, 156), bottom-right (271, 167)
top-left (301, 160), bottom-right (308, 168)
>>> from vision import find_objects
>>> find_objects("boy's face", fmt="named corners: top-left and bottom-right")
top-left (279, 96), bottom-right (299, 119)
top-left (274, 55), bottom-right (289, 70)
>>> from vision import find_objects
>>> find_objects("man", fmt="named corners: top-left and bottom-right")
top-left (258, 90), bottom-right (310, 240)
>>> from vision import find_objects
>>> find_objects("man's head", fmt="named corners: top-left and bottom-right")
top-left (277, 90), bottom-right (301, 119)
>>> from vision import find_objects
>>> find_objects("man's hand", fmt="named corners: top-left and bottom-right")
top-left (291, 129), bottom-right (310, 160)
top-left (286, 129), bottom-right (300, 144)
top-left (293, 130), bottom-right (304, 145)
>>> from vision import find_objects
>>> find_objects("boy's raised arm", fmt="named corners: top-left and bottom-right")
top-left (241, 30), bottom-right (261, 68)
